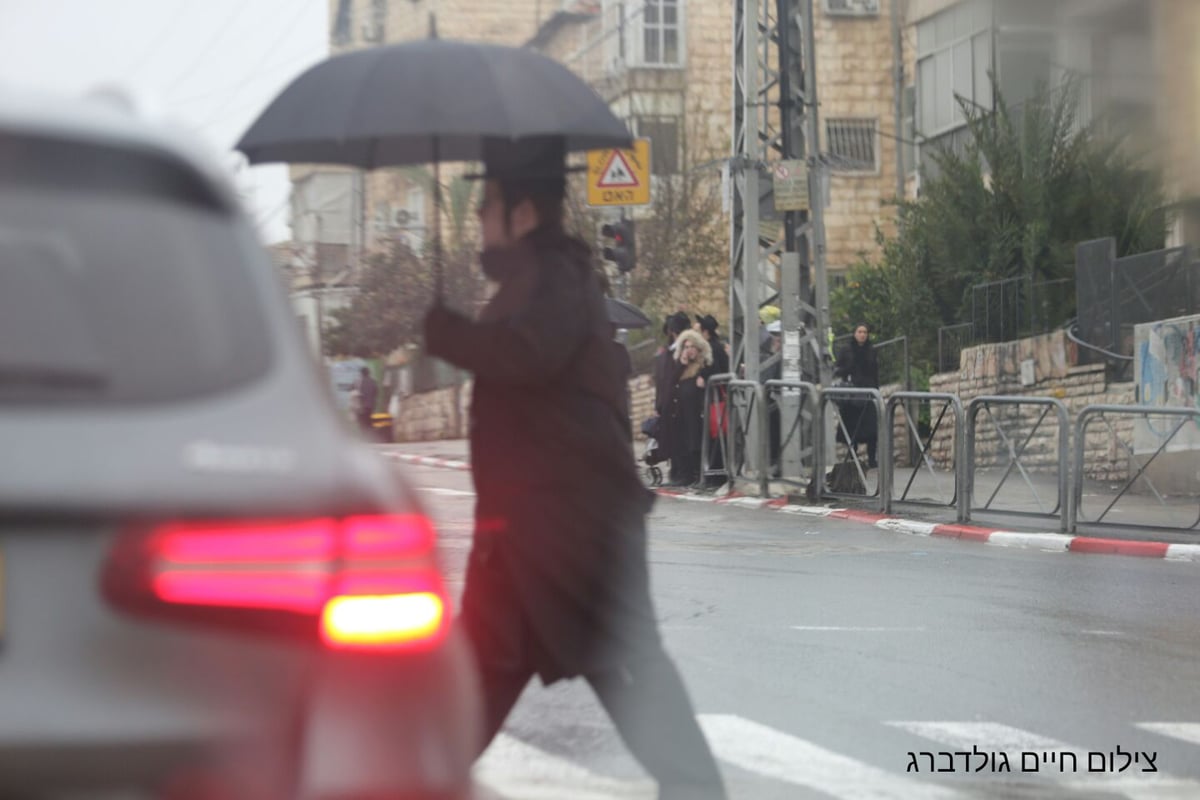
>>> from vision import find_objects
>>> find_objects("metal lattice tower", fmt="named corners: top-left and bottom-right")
top-left (729, 0), bottom-right (829, 384)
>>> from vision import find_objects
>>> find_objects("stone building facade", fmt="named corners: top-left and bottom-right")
top-left (905, 0), bottom-right (1200, 251)
top-left (813, 0), bottom-right (907, 281)
top-left (305, 0), bottom-right (906, 323)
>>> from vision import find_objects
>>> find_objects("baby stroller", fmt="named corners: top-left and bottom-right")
top-left (640, 416), bottom-right (668, 487)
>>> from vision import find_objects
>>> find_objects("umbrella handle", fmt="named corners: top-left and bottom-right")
top-left (432, 140), bottom-right (444, 304)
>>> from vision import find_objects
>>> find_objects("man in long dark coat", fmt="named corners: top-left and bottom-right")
top-left (423, 139), bottom-right (726, 800)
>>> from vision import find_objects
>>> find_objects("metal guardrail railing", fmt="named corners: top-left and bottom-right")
top-left (830, 335), bottom-right (911, 390)
top-left (883, 392), bottom-right (965, 520)
top-left (1071, 405), bottom-right (1200, 533)
top-left (701, 373), bottom-right (734, 488)
top-left (709, 378), bottom-right (769, 497)
top-left (698, 381), bottom-right (1200, 534)
top-left (764, 380), bottom-right (820, 496)
top-left (964, 396), bottom-right (1070, 532)
top-left (815, 387), bottom-right (888, 511)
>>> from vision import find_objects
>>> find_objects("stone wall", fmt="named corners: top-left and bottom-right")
top-left (394, 373), bottom-right (657, 444)
top-left (924, 331), bottom-right (1135, 480)
top-left (815, 0), bottom-right (904, 276)
top-left (392, 332), bottom-right (1140, 486)
top-left (629, 373), bottom-right (656, 435)
top-left (393, 381), bottom-right (471, 442)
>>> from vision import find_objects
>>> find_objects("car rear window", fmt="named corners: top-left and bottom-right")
top-left (0, 133), bottom-right (272, 405)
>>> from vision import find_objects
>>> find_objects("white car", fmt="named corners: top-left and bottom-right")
top-left (0, 91), bottom-right (479, 800)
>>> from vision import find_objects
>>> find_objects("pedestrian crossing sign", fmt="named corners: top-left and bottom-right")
top-left (587, 138), bottom-right (651, 207)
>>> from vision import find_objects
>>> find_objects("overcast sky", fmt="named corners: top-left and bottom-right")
top-left (0, 0), bottom-right (328, 243)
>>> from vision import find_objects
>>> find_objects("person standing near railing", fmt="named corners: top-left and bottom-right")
top-left (834, 323), bottom-right (881, 468)
top-left (695, 314), bottom-right (729, 487)
top-left (665, 330), bottom-right (713, 487)
top-left (655, 312), bottom-right (693, 484)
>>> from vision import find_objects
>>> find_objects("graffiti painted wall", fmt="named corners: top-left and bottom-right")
top-left (1134, 314), bottom-right (1200, 456)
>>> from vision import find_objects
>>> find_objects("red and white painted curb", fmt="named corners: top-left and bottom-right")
top-left (654, 488), bottom-right (1200, 562)
top-left (384, 453), bottom-right (472, 472)
top-left (383, 452), bottom-right (1200, 563)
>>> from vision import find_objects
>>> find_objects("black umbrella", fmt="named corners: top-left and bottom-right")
top-left (237, 37), bottom-right (631, 297)
top-left (236, 39), bottom-right (631, 168)
top-left (606, 297), bottom-right (652, 330)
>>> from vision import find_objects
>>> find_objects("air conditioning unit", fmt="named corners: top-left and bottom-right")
top-left (825, 0), bottom-right (880, 16)
top-left (391, 208), bottom-right (411, 227)
top-left (361, 21), bottom-right (384, 42)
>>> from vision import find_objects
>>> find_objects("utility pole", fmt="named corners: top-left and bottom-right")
top-left (729, 0), bottom-right (829, 384)
top-left (729, 0), bottom-right (831, 485)
top-left (803, 0), bottom-right (831, 386)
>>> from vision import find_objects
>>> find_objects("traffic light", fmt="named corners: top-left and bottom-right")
top-left (601, 220), bottom-right (637, 273)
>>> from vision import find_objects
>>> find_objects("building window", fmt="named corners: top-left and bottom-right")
top-left (824, 0), bottom-right (880, 17)
top-left (407, 187), bottom-right (425, 226)
top-left (915, 1), bottom-right (993, 141)
top-left (635, 116), bottom-right (680, 175)
top-left (642, 0), bottom-right (682, 66)
top-left (332, 0), bottom-right (353, 45)
top-left (826, 119), bottom-right (878, 172)
top-left (361, 0), bottom-right (387, 43)
top-left (603, 0), bottom-right (685, 71)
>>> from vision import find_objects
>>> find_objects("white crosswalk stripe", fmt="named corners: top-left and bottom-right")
top-left (699, 714), bottom-right (963, 799)
top-left (473, 718), bottom-right (1200, 800)
top-left (890, 720), bottom-right (1200, 800)
top-left (475, 733), bottom-right (653, 800)
top-left (1137, 722), bottom-right (1200, 747)
top-left (888, 721), bottom-right (1069, 753)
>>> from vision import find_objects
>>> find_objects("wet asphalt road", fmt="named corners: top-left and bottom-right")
top-left (398, 459), bottom-right (1200, 800)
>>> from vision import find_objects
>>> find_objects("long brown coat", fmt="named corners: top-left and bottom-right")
top-left (423, 228), bottom-right (660, 683)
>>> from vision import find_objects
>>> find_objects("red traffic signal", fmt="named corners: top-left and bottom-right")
top-left (600, 220), bottom-right (636, 273)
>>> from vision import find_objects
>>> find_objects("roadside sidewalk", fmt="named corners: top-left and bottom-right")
top-left (375, 441), bottom-right (1200, 564)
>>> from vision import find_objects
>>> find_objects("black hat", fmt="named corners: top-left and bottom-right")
top-left (695, 314), bottom-right (719, 334)
top-left (465, 137), bottom-right (586, 181)
top-left (667, 311), bottom-right (691, 336)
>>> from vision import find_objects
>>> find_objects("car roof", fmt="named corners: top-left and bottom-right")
top-left (0, 88), bottom-right (240, 213)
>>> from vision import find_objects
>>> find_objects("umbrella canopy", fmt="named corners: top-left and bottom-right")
top-left (237, 39), bottom-right (632, 168)
top-left (606, 297), bottom-right (652, 330)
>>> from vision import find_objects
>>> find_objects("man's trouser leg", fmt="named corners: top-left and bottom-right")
top-left (471, 660), bottom-right (533, 758)
top-left (587, 651), bottom-right (727, 800)
top-left (456, 543), bottom-right (535, 759)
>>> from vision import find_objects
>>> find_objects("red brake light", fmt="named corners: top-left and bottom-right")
top-left (321, 592), bottom-right (445, 650)
top-left (102, 514), bottom-right (449, 653)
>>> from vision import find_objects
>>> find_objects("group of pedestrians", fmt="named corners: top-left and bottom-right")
top-left (647, 311), bottom-right (885, 486)
top-left (652, 312), bottom-right (730, 487)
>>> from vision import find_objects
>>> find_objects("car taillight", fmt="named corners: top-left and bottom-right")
top-left (101, 514), bottom-right (449, 653)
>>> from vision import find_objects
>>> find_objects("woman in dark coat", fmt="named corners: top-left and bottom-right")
top-left (834, 323), bottom-right (881, 468)
top-left (665, 329), bottom-right (713, 486)
top-left (654, 312), bottom-right (691, 483)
